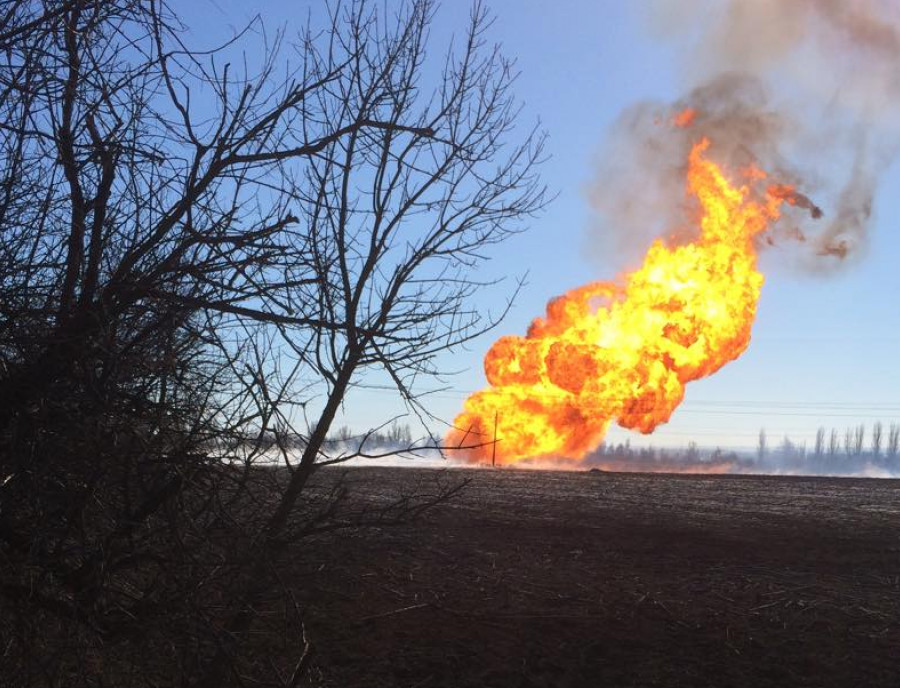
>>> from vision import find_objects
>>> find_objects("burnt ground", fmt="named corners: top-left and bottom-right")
top-left (290, 467), bottom-right (900, 688)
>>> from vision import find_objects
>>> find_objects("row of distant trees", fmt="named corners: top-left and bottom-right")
top-left (327, 422), bottom-right (415, 449)
top-left (758, 423), bottom-right (900, 461)
top-left (589, 441), bottom-right (742, 468)
top-left (586, 422), bottom-right (900, 474)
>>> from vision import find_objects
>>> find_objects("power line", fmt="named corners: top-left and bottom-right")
top-left (351, 386), bottom-right (900, 408)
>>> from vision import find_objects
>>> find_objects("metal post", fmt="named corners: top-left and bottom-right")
top-left (491, 411), bottom-right (499, 468)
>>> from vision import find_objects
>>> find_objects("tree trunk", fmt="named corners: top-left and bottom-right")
top-left (193, 350), bottom-right (359, 688)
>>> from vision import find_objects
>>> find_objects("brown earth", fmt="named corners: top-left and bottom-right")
top-left (291, 467), bottom-right (900, 688)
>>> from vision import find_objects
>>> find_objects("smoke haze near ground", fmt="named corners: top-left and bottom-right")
top-left (588, 0), bottom-right (900, 271)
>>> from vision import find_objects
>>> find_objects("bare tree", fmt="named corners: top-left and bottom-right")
top-left (844, 427), bottom-right (855, 457)
top-left (195, 3), bottom-right (547, 682)
top-left (0, 1), bottom-right (545, 685)
top-left (853, 424), bottom-right (865, 457)
top-left (757, 428), bottom-right (767, 461)
top-left (814, 427), bottom-right (825, 457)
top-left (684, 441), bottom-right (700, 462)
top-left (887, 423), bottom-right (900, 462)
top-left (871, 421), bottom-right (883, 458)
top-left (828, 428), bottom-right (840, 457)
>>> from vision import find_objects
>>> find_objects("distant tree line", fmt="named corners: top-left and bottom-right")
top-left (588, 440), bottom-right (743, 471)
top-left (757, 422), bottom-right (900, 464)
top-left (327, 422), bottom-right (416, 450)
top-left (587, 421), bottom-right (900, 475)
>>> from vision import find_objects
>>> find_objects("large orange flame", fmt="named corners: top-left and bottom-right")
top-left (448, 139), bottom-right (793, 465)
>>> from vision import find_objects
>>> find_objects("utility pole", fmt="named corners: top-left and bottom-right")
top-left (492, 412), bottom-right (499, 467)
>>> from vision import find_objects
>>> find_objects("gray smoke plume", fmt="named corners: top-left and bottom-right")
top-left (589, 0), bottom-right (900, 270)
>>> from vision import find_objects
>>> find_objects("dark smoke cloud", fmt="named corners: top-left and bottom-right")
top-left (588, 0), bottom-right (900, 270)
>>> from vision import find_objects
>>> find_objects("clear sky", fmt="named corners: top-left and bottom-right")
top-left (182, 0), bottom-right (900, 451)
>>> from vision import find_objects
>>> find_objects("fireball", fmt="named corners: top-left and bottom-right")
top-left (448, 139), bottom-right (798, 465)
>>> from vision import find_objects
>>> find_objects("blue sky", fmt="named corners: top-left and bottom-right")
top-left (182, 1), bottom-right (900, 450)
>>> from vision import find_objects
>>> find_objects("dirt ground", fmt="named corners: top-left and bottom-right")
top-left (291, 467), bottom-right (900, 688)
